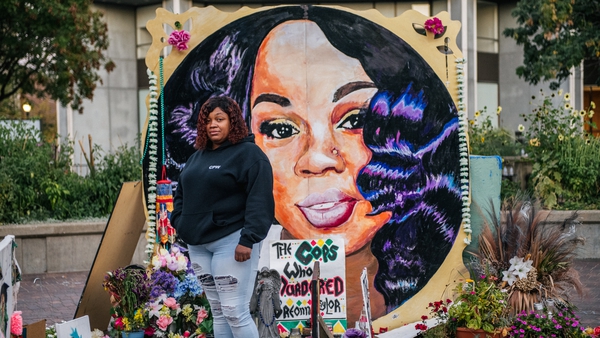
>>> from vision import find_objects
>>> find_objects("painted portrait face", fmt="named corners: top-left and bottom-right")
top-left (250, 20), bottom-right (391, 254)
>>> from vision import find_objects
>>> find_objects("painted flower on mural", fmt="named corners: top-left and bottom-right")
top-left (424, 17), bottom-right (444, 35)
top-left (168, 30), bottom-right (191, 51)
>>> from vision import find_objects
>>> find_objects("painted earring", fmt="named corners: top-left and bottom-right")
top-left (332, 148), bottom-right (339, 155)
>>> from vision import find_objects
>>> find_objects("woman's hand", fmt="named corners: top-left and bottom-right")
top-left (235, 244), bottom-right (252, 262)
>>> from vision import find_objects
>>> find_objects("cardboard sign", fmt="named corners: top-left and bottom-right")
top-left (55, 316), bottom-right (91, 338)
top-left (270, 239), bottom-right (346, 333)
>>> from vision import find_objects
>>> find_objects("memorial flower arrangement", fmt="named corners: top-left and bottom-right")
top-left (476, 197), bottom-right (584, 314)
top-left (103, 266), bottom-right (152, 332)
top-left (146, 245), bottom-right (213, 337)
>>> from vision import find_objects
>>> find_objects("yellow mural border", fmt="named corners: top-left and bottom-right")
top-left (145, 5), bottom-right (468, 331)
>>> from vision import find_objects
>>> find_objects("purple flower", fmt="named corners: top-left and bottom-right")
top-left (343, 328), bottom-right (367, 338)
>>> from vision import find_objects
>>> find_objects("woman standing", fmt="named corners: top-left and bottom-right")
top-left (170, 96), bottom-right (274, 338)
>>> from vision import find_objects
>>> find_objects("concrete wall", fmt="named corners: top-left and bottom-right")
top-left (0, 222), bottom-right (147, 274)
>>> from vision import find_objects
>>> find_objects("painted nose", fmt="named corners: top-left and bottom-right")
top-left (295, 139), bottom-right (345, 176)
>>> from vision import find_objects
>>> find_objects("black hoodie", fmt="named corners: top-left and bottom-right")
top-left (170, 134), bottom-right (274, 248)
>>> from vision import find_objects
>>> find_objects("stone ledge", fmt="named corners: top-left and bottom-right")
top-left (1, 219), bottom-right (147, 274)
top-left (0, 221), bottom-right (107, 238)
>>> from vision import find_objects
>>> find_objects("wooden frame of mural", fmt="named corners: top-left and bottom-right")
top-left (142, 6), bottom-right (469, 332)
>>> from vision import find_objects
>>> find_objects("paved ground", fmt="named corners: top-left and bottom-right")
top-left (15, 260), bottom-right (600, 329)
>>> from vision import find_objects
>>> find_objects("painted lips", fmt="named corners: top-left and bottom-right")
top-left (296, 188), bottom-right (358, 228)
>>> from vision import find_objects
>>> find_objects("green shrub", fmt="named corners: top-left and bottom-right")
top-left (0, 122), bottom-right (141, 224)
top-left (468, 108), bottom-right (521, 157)
top-left (522, 91), bottom-right (599, 209)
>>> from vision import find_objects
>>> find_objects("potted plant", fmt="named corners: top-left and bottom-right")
top-left (103, 265), bottom-right (152, 338)
top-left (446, 271), bottom-right (510, 338)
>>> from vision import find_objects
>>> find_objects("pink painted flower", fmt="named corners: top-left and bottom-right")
top-left (10, 311), bottom-right (23, 336)
top-left (168, 30), bottom-right (191, 51)
top-left (183, 331), bottom-right (190, 338)
top-left (197, 307), bottom-right (209, 325)
top-left (157, 315), bottom-right (173, 331)
top-left (424, 17), bottom-right (444, 35)
top-left (164, 297), bottom-right (179, 309)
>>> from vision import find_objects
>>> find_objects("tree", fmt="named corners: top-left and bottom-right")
top-left (0, 0), bottom-right (114, 113)
top-left (504, 0), bottom-right (600, 89)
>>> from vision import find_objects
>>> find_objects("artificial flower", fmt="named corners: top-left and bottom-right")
top-left (197, 307), bottom-right (209, 325)
top-left (579, 110), bottom-right (586, 117)
top-left (564, 93), bottom-right (571, 101)
top-left (474, 110), bottom-right (481, 117)
top-left (157, 315), bottom-right (173, 331)
top-left (518, 124), bottom-right (525, 132)
top-left (424, 17), bottom-right (444, 35)
top-left (10, 311), bottom-right (23, 336)
top-left (164, 297), bottom-right (179, 309)
top-left (565, 103), bottom-right (571, 110)
top-left (168, 30), bottom-right (191, 51)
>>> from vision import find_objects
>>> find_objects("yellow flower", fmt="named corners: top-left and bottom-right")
top-left (586, 139), bottom-right (592, 145)
top-left (589, 110), bottom-right (595, 118)
top-left (564, 93), bottom-right (570, 101)
top-left (529, 138), bottom-right (540, 147)
top-left (466, 278), bottom-right (474, 283)
top-left (572, 109), bottom-right (579, 117)
top-left (558, 89), bottom-right (563, 96)
top-left (591, 101), bottom-right (596, 109)
top-left (565, 103), bottom-right (571, 110)
top-left (469, 120), bottom-right (475, 125)
top-left (497, 106), bottom-right (502, 115)
top-left (480, 136), bottom-right (485, 143)
top-left (558, 134), bottom-right (564, 141)
top-left (579, 110), bottom-right (586, 117)
top-left (518, 124), bottom-right (525, 132)
top-left (474, 110), bottom-right (481, 117)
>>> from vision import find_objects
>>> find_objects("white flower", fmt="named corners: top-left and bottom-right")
top-left (513, 265), bottom-right (529, 279)
top-left (502, 270), bottom-right (517, 286)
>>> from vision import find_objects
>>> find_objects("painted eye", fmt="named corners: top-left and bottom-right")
top-left (337, 109), bottom-right (366, 130)
top-left (259, 119), bottom-right (300, 139)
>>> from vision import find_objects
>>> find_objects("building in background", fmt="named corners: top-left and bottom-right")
top-left (55, 0), bottom-right (596, 173)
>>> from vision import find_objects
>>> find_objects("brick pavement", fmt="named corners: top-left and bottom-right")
top-left (14, 261), bottom-right (600, 329)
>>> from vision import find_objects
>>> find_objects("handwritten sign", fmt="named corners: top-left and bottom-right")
top-left (270, 239), bottom-right (347, 333)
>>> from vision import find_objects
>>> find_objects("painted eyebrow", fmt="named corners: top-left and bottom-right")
top-left (252, 93), bottom-right (291, 108)
top-left (333, 81), bottom-right (377, 102)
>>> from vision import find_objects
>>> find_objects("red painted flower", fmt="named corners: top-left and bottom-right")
top-left (424, 17), bottom-right (444, 35)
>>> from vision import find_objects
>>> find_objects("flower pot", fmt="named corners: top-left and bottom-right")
top-left (455, 327), bottom-right (501, 338)
top-left (121, 331), bottom-right (144, 338)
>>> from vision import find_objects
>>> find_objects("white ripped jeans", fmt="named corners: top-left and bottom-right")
top-left (188, 229), bottom-right (260, 338)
